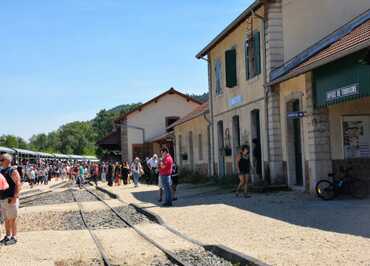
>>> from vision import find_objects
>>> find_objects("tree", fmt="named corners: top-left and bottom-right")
top-left (0, 135), bottom-right (29, 149)
top-left (92, 109), bottom-right (116, 141)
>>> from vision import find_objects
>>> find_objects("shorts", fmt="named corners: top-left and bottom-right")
top-left (172, 175), bottom-right (178, 187)
top-left (0, 199), bottom-right (19, 219)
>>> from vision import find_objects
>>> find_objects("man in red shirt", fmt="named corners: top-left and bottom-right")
top-left (159, 147), bottom-right (173, 207)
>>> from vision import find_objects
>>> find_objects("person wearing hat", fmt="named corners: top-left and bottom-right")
top-left (0, 153), bottom-right (22, 246)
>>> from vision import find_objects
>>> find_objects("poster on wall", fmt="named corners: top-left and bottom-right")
top-left (343, 116), bottom-right (370, 159)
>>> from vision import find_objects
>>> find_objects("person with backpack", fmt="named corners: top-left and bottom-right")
top-left (0, 153), bottom-right (22, 246)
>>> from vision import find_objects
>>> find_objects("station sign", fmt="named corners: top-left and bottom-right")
top-left (287, 111), bottom-right (305, 119)
top-left (326, 83), bottom-right (359, 102)
top-left (229, 95), bottom-right (243, 108)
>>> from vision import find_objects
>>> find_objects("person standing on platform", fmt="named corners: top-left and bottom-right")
top-left (0, 153), bottom-right (22, 246)
top-left (159, 147), bottom-right (173, 207)
top-left (130, 158), bottom-right (143, 187)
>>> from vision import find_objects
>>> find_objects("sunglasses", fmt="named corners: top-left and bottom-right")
top-left (0, 159), bottom-right (4, 162)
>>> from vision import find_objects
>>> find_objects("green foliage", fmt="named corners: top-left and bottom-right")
top-left (0, 135), bottom-right (29, 149)
top-left (27, 102), bottom-right (141, 156)
top-left (187, 92), bottom-right (208, 103)
top-left (3, 94), bottom-right (205, 156)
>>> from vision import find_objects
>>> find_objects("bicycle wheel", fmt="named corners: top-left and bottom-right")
top-left (316, 180), bottom-right (335, 200)
top-left (350, 179), bottom-right (368, 199)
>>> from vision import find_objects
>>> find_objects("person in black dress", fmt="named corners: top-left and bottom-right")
top-left (107, 162), bottom-right (114, 187)
top-left (236, 145), bottom-right (251, 198)
top-left (121, 162), bottom-right (130, 185)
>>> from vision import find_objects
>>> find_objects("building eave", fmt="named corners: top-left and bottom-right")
top-left (195, 0), bottom-right (262, 59)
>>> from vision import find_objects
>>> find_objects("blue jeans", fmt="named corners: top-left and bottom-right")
top-left (133, 173), bottom-right (140, 186)
top-left (161, 175), bottom-right (172, 205)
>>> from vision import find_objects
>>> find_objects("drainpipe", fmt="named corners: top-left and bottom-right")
top-left (252, 7), bottom-right (269, 183)
top-left (201, 56), bottom-right (215, 176)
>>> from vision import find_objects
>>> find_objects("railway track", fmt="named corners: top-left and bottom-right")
top-left (78, 185), bottom-right (192, 266)
top-left (18, 182), bottom-right (240, 265)
top-left (82, 184), bottom-right (237, 266)
top-left (70, 188), bottom-right (112, 266)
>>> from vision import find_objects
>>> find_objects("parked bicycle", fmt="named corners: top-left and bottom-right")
top-left (316, 167), bottom-right (368, 200)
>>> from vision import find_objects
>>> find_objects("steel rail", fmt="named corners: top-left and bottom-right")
top-left (82, 185), bottom-right (191, 266)
top-left (70, 188), bottom-right (112, 266)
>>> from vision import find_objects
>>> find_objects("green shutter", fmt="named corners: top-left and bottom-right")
top-left (253, 31), bottom-right (261, 75)
top-left (245, 39), bottom-right (250, 80)
top-left (225, 49), bottom-right (237, 87)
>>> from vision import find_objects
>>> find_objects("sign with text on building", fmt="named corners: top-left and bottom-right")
top-left (287, 111), bottom-right (305, 119)
top-left (326, 83), bottom-right (359, 102)
top-left (229, 95), bottom-right (243, 108)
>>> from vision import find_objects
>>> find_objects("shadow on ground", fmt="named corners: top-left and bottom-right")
top-left (132, 183), bottom-right (370, 239)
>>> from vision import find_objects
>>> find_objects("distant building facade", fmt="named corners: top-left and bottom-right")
top-left (98, 88), bottom-right (202, 162)
top-left (171, 103), bottom-right (210, 176)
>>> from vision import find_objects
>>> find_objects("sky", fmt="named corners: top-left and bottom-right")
top-left (0, 0), bottom-right (253, 140)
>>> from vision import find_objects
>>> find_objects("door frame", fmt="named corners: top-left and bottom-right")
top-left (285, 95), bottom-right (306, 190)
top-left (250, 109), bottom-right (263, 182)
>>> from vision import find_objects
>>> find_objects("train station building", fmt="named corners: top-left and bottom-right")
top-left (97, 88), bottom-right (202, 162)
top-left (268, 9), bottom-right (370, 192)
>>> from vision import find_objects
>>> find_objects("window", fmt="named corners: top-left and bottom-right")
top-left (215, 59), bottom-right (223, 95)
top-left (225, 48), bottom-right (237, 87)
top-left (166, 116), bottom-right (180, 132)
top-left (198, 133), bottom-right (203, 161)
top-left (245, 31), bottom-right (261, 79)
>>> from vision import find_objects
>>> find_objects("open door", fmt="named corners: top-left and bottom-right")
top-left (287, 99), bottom-right (304, 186)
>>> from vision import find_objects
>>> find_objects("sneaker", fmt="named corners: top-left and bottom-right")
top-left (5, 237), bottom-right (17, 246)
top-left (0, 236), bottom-right (9, 245)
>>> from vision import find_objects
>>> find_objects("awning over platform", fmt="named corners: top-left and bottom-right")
top-left (97, 128), bottom-right (121, 150)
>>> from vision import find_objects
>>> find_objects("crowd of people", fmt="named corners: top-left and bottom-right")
top-left (0, 143), bottom-right (256, 247)
top-left (0, 147), bottom-right (177, 246)
top-left (100, 147), bottom-right (178, 206)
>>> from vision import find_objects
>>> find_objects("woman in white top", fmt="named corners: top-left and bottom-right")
top-left (130, 158), bottom-right (143, 187)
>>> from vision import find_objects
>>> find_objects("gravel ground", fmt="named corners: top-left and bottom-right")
top-left (113, 205), bottom-right (153, 225)
top-left (21, 189), bottom-right (75, 207)
top-left (18, 210), bottom-right (85, 231)
top-left (20, 187), bottom-right (110, 208)
top-left (102, 183), bottom-right (370, 266)
top-left (175, 249), bottom-right (233, 266)
top-left (83, 208), bottom-right (128, 230)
